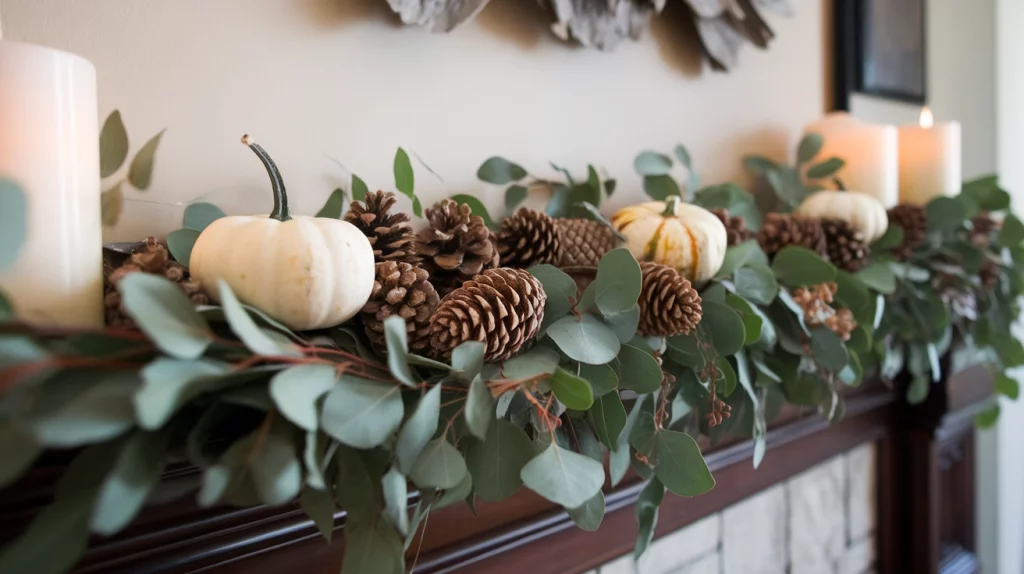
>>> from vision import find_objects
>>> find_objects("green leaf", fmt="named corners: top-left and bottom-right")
top-left (465, 375), bottom-right (493, 440)
top-left (434, 471), bottom-right (473, 510)
top-left (127, 130), bottom-right (165, 190)
top-left (926, 196), bottom-right (968, 234)
top-left (606, 179), bottom-right (618, 196)
top-left (219, 280), bottom-right (299, 357)
top-left (833, 271), bottom-right (870, 314)
top-left (0, 180), bottom-right (27, 270)
top-left (872, 225), bottom-right (904, 250)
top-left (250, 421), bottom-right (302, 506)
top-left (270, 364), bottom-right (337, 432)
top-left (395, 385), bottom-right (441, 474)
top-left (500, 346), bottom-right (561, 380)
top-left (394, 147), bottom-right (415, 199)
top-left (702, 301), bottom-right (747, 356)
top-left (316, 189), bottom-right (346, 219)
top-left (635, 151), bottom-right (673, 176)
top-left (810, 327), bottom-right (848, 372)
top-left (999, 214), bottom-right (1024, 248)
top-left (466, 419), bottom-right (535, 502)
top-left (384, 316), bottom-right (418, 387)
top-left (580, 363), bottom-right (618, 397)
top-left (321, 375), bottom-right (404, 449)
top-left (300, 486), bottom-right (335, 543)
top-left (31, 373), bottom-right (137, 446)
top-left (136, 358), bottom-right (228, 429)
top-left (183, 202), bottom-right (226, 231)
top-left (450, 194), bottom-right (497, 230)
top-left (351, 174), bottom-right (368, 202)
top-left (167, 228), bottom-right (200, 267)
top-left (546, 183), bottom-right (571, 218)
top-left (716, 240), bottom-right (764, 278)
top-left (505, 184), bottom-right (528, 213)
top-left (452, 340), bottom-right (486, 377)
top-left (302, 431), bottom-right (330, 490)
top-left (591, 393), bottom-right (627, 450)
top-left (651, 430), bottom-right (714, 496)
top-left (593, 248), bottom-right (642, 315)
top-left (856, 262), bottom-right (897, 294)
top-left (529, 264), bottom-right (577, 333)
top-left (381, 467), bottom-right (410, 536)
top-left (797, 133), bottom-right (824, 165)
top-left (963, 176), bottom-right (1010, 211)
top-left (604, 305), bottom-right (642, 344)
top-left (547, 314), bottom-right (621, 365)
top-left (99, 110), bottom-right (129, 178)
top-left (617, 344), bottom-right (663, 394)
top-left (743, 155), bottom-right (778, 175)
top-left (976, 404), bottom-right (1000, 429)
top-left (567, 491), bottom-right (605, 531)
top-left (478, 156), bottom-right (527, 184)
top-left (634, 478), bottom-right (665, 560)
top-left (90, 430), bottom-right (167, 536)
top-left (334, 446), bottom-right (375, 522)
top-left (725, 294), bottom-right (762, 346)
top-left (0, 423), bottom-right (39, 488)
top-left (733, 264), bottom-right (778, 305)
top-left (996, 373), bottom-right (1020, 400)
top-left (673, 144), bottom-right (692, 167)
top-left (550, 366), bottom-right (594, 410)
top-left (120, 273), bottom-right (212, 359)
top-left (0, 481), bottom-right (92, 574)
top-left (643, 175), bottom-right (681, 201)
top-left (520, 443), bottom-right (604, 509)
top-left (711, 356), bottom-right (737, 397)
top-left (341, 518), bottom-right (404, 574)
top-left (806, 157), bottom-right (844, 179)
top-left (772, 246), bottom-right (837, 287)
top-left (410, 438), bottom-right (467, 489)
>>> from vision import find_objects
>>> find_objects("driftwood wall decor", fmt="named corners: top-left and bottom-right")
top-left (385, 0), bottom-right (793, 71)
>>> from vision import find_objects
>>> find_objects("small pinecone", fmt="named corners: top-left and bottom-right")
top-left (416, 199), bottom-right (500, 296)
top-left (757, 214), bottom-right (827, 259)
top-left (104, 237), bottom-right (209, 327)
top-left (361, 261), bottom-right (440, 354)
top-left (554, 218), bottom-right (620, 267)
top-left (821, 218), bottom-right (869, 272)
top-left (344, 190), bottom-right (419, 265)
top-left (887, 204), bottom-right (927, 260)
top-left (970, 213), bottom-right (1000, 248)
top-left (496, 208), bottom-right (561, 268)
top-left (711, 209), bottom-right (755, 247)
top-left (980, 258), bottom-right (1001, 289)
top-left (637, 262), bottom-right (702, 337)
top-left (429, 268), bottom-right (546, 363)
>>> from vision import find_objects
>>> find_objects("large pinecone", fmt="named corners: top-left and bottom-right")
top-left (344, 190), bottom-right (419, 265)
top-left (104, 237), bottom-right (208, 327)
top-left (416, 199), bottom-right (500, 296)
top-left (757, 213), bottom-right (827, 258)
top-left (821, 218), bottom-right (869, 272)
top-left (497, 208), bottom-right (561, 268)
top-left (711, 209), bottom-right (755, 247)
top-left (361, 261), bottom-right (440, 354)
top-left (554, 218), bottom-right (620, 267)
top-left (637, 262), bottom-right (702, 337)
top-left (429, 268), bottom-right (546, 363)
top-left (887, 204), bottom-right (927, 261)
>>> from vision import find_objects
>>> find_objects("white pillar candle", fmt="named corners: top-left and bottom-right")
top-left (803, 112), bottom-right (900, 207)
top-left (898, 108), bottom-right (963, 205)
top-left (0, 41), bottom-right (103, 327)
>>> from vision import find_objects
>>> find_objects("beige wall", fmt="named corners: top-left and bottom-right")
top-left (0, 0), bottom-right (827, 240)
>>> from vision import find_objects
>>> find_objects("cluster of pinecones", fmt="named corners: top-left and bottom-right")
top-left (753, 213), bottom-right (869, 272)
top-left (103, 237), bottom-right (209, 327)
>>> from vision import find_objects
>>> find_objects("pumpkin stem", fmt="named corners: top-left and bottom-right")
top-left (241, 135), bottom-right (291, 222)
top-left (833, 177), bottom-right (847, 191)
top-left (662, 195), bottom-right (682, 217)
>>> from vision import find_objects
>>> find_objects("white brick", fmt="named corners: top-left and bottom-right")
top-left (789, 455), bottom-right (847, 574)
top-left (637, 514), bottom-right (720, 574)
top-left (676, 552), bottom-right (720, 574)
top-left (840, 536), bottom-right (876, 574)
top-left (600, 554), bottom-right (635, 574)
top-left (722, 484), bottom-right (787, 574)
top-left (846, 442), bottom-right (877, 542)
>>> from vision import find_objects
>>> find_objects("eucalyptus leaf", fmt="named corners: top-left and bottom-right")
top-left (520, 443), bottom-right (604, 509)
top-left (546, 314), bottom-right (620, 364)
top-left (183, 202), bottom-right (226, 231)
top-left (999, 214), bottom-right (1024, 247)
top-left (0, 180), bottom-right (27, 271)
top-left (410, 438), bottom-right (467, 489)
top-left (91, 430), bottom-right (168, 536)
top-left (716, 240), bottom-right (763, 278)
top-left (592, 248), bottom-right (642, 315)
top-left (616, 344), bottom-right (663, 394)
top-left (505, 184), bottom-right (528, 213)
top-left (316, 189), bottom-right (346, 219)
top-left (796, 133), bottom-right (824, 165)
top-left (996, 373), bottom-right (1020, 400)
top-left (702, 301), bottom-right (747, 356)
top-left (634, 151), bottom-right (674, 176)
top-left (0, 423), bottom-right (39, 488)
top-left (219, 280), bottom-right (299, 357)
top-left (452, 341), bottom-right (486, 378)
top-left (394, 147), bottom-right (416, 201)
top-left (581, 362), bottom-right (619, 397)
top-left (321, 375), bottom-right (404, 449)
top-left (733, 264), bottom-right (778, 305)
top-left (136, 358), bottom-right (229, 429)
top-left (99, 111), bottom-right (129, 178)
top-left (381, 316), bottom-right (418, 387)
top-left (31, 373), bottom-right (137, 447)
top-left (856, 262), bottom-right (897, 294)
top-left (478, 156), bottom-right (527, 184)
top-left (341, 518), bottom-right (404, 574)
top-left (500, 346), bottom-right (561, 380)
top-left (270, 364), bottom-right (337, 432)
top-left (466, 419), bottom-right (535, 502)
top-left (166, 228), bottom-right (200, 267)
top-left (450, 194), bottom-right (497, 230)
top-left (772, 246), bottom-right (837, 287)
top-left (120, 273), bottom-right (212, 359)
top-left (550, 366), bottom-right (594, 410)
top-left (465, 375), bottom-right (493, 440)
top-left (604, 305), bottom-right (642, 344)
top-left (725, 294), bottom-right (762, 346)
top-left (743, 155), bottom-right (778, 175)
top-left (127, 130), bottom-right (165, 190)
top-left (643, 175), bottom-right (681, 201)
top-left (926, 196), bottom-right (968, 234)
top-left (810, 327), bottom-right (848, 372)
top-left (652, 430), bottom-right (715, 496)
top-left (591, 393), bottom-right (627, 450)
top-left (351, 174), bottom-right (369, 202)
top-left (806, 157), bottom-right (844, 179)
top-left (251, 421), bottom-right (302, 506)
top-left (976, 404), bottom-right (1000, 428)
top-left (334, 446), bottom-right (375, 523)
top-left (300, 486), bottom-right (335, 543)
top-left (529, 264), bottom-right (577, 333)
top-left (872, 225), bottom-right (904, 250)
top-left (634, 478), bottom-right (665, 560)
top-left (567, 491), bottom-right (605, 531)
top-left (381, 467), bottom-right (410, 536)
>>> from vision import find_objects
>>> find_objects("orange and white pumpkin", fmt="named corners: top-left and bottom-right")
top-left (611, 197), bottom-right (727, 283)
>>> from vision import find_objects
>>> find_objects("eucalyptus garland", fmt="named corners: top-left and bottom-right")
top-left (0, 133), bottom-right (1019, 574)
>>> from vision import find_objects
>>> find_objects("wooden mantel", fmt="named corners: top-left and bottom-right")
top-left (0, 367), bottom-right (993, 574)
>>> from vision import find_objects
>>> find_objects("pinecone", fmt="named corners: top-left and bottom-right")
top-left (757, 214), bottom-right (827, 259)
top-left (416, 199), bottom-right (500, 296)
top-left (637, 262), bottom-right (702, 337)
top-left (970, 212), bottom-right (1000, 249)
top-left (497, 208), bottom-right (561, 268)
top-left (104, 237), bottom-right (208, 327)
top-left (887, 204), bottom-right (927, 261)
top-left (821, 218), bottom-right (869, 272)
top-left (361, 261), bottom-right (440, 354)
top-left (344, 190), bottom-right (419, 265)
top-left (554, 218), bottom-right (620, 267)
top-left (428, 268), bottom-right (546, 363)
top-left (980, 258), bottom-right (1001, 289)
top-left (711, 209), bottom-right (755, 247)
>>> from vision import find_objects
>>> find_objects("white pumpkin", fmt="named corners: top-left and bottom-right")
top-left (610, 197), bottom-right (728, 283)
top-left (795, 191), bottom-right (889, 243)
top-left (189, 136), bottom-right (375, 331)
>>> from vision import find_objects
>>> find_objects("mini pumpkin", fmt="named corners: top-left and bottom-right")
top-left (795, 191), bottom-right (889, 243)
top-left (610, 197), bottom-right (728, 283)
top-left (189, 136), bottom-right (375, 331)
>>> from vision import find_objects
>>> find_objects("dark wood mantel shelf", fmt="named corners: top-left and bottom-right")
top-left (0, 367), bottom-right (993, 574)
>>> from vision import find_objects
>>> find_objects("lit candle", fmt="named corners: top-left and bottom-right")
top-left (803, 112), bottom-right (899, 207)
top-left (0, 41), bottom-right (103, 327)
top-left (898, 108), bottom-right (962, 205)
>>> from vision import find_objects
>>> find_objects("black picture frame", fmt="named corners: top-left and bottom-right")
top-left (833, 0), bottom-right (928, 111)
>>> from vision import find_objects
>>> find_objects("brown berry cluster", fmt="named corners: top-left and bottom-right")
top-left (791, 282), bottom-right (857, 341)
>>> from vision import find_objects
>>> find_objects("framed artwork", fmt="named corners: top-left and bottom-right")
top-left (833, 0), bottom-right (927, 110)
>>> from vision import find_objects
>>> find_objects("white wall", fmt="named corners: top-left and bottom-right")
top-left (0, 0), bottom-right (826, 241)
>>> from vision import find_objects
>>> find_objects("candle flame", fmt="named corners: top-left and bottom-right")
top-left (920, 107), bottom-right (934, 129)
